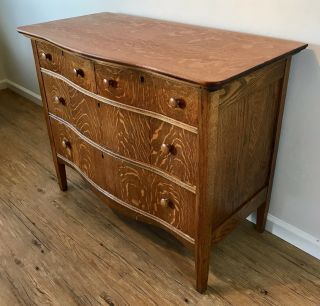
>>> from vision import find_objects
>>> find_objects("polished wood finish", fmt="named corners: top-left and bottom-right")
top-left (50, 117), bottom-right (196, 241)
top-left (18, 14), bottom-right (307, 293)
top-left (18, 13), bottom-right (307, 88)
top-left (42, 67), bottom-right (198, 134)
top-left (150, 119), bottom-right (197, 186)
top-left (256, 58), bottom-right (292, 233)
top-left (43, 73), bottom-right (197, 186)
top-left (31, 40), bottom-right (67, 192)
top-left (2, 90), bottom-right (320, 305)
top-left (37, 41), bottom-right (97, 92)
top-left (63, 51), bottom-right (97, 92)
top-left (36, 40), bottom-right (63, 73)
top-left (211, 60), bottom-right (286, 230)
top-left (43, 74), bottom-right (101, 143)
top-left (212, 187), bottom-right (268, 244)
top-left (95, 61), bottom-right (200, 126)
top-left (195, 89), bottom-right (220, 292)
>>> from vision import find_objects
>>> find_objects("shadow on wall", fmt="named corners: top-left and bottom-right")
top-left (270, 43), bottom-right (320, 239)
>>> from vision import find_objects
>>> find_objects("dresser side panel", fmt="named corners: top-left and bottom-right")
top-left (211, 60), bottom-right (286, 229)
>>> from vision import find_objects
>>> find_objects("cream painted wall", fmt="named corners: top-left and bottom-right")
top-left (0, 1), bottom-right (319, 244)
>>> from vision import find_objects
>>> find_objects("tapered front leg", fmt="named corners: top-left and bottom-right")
top-left (194, 90), bottom-right (219, 293)
top-left (195, 238), bottom-right (211, 293)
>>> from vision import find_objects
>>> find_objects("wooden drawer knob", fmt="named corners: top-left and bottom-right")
top-left (161, 143), bottom-right (174, 155)
top-left (169, 97), bottom-right (185, 109)
top-left (62, 139), bottom-right (71, 149)
top-left (54, 96), bottom-right (66, 105)
top-left (160, 198), bottom-right (171, 208)
top-left (73, 68), bottom-right (85, 78)
top-left (40, 52), bottom-right (52, 61)
top-left (103, 78), bottom-right (118, 88)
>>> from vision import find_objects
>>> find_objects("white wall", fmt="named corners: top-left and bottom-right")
top-left (0, 60), bottom-right (5, 80)
top-left (0, 0), bottom-right (319, 255)
top-left (0, 36), bottom-right (6, 80)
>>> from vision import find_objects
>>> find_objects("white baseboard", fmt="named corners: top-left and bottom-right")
top-left (0, 79), bottom-right (42, 105)
top-left (247, 213), bottom-right (320, 260)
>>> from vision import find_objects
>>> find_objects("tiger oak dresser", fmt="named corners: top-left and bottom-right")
top-left (18, 13), bottom-right (307, 293)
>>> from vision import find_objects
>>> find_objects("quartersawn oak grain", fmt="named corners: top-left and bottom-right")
top-left (50, 118), bottom-right (196, 241)
top-left (95, 61), bottom-right (200, 126)
top-left (43, 73), bottom-right (198, 186)
top-left (17, 13), bottom-right (307, 88)
top-left (31, 40), bottom-right (68, 192)
top-left (43, 74), bottom-right (101, 143)
top-left (212, 60), bottom-right (285, 229)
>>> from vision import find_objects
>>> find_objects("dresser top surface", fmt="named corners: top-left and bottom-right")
top-left (18, 12), bottom-right (307, 88)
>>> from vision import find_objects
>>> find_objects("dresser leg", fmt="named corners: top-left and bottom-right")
top-left (195, 242), bottom-right (211, 293)
top-left (256, 202), bottom-right (268, 233)
top-left (54, 161), bottom-right (68, 191)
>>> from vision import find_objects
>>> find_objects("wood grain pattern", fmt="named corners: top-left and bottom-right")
top-left (31, 40), bottom-right (67, 191)
top-left (211, 187), bottom-right (267, 244)
top-left (256, 58), bottom-right (292, 233)
top-left (99, 101), bottom-right (151, 164)
top-left (42, 68), bottom-right (198, 134)
top-left (37, 41), bottom-right (97, 92)
top-left (18, 13), bottom-right (307, 87)
top-left (63, 51), bottom-right (97, 92)
top-left (43, 74), bottom-right (101, 143)
top-left (150, 119), bottom-right (197, 186)
top-left (49, 113), bottom-right (196, 194)
top-left (36, 40), bottom-right (63, 73)
top-left (50, 118), bottom-right (196, 240)
top-left (43, 72), bottom-right (197, 186)
top-left (211, 60), bottom-right (285, 229)
top-left (194, 89), bottom-right (220, 293)
top-left (95, 61), bottom-right (199, 126)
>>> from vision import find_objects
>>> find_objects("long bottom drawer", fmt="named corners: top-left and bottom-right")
top-left (50, 117), bottom-right (196, 239)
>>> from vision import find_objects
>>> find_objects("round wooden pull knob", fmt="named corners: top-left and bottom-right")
top-left (161, 143), bottom-right (173, 155)
top-left (73, 68), bottom-right (84, 78)
top-left (169, 97), bottom-right (185, 109)
top-left (103, 78), bottom-right (118, 88)
top-left (40, 52), bottom-right (52, 61)
top-left (160, 198), bottom-right (171, 208)
top-left (54, 96), bottom-right (66, 105)
top-left (62, 139), bottom-right (71, 149)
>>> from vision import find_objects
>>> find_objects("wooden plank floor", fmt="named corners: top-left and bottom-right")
top-left (0, 88), bottom-right (319, 306)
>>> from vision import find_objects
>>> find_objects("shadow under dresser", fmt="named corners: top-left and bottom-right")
top-left (17, 13), bottom-right (307, 293)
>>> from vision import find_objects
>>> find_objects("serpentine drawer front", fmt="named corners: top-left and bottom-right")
top-left (18, 13), bottom-right (307, 293)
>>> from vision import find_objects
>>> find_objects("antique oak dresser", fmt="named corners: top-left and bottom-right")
top-left (18, 13), bottom-right (307, 293)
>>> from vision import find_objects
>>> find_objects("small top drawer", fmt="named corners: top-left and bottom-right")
top-left (63, 52), bottom-right (96, 92)
top-left (36, 41), bottom-right (96, 92)
top-left (36, 41), bottom-right (63, 73)
top-left (95, 62), bottom-right (200, 127)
